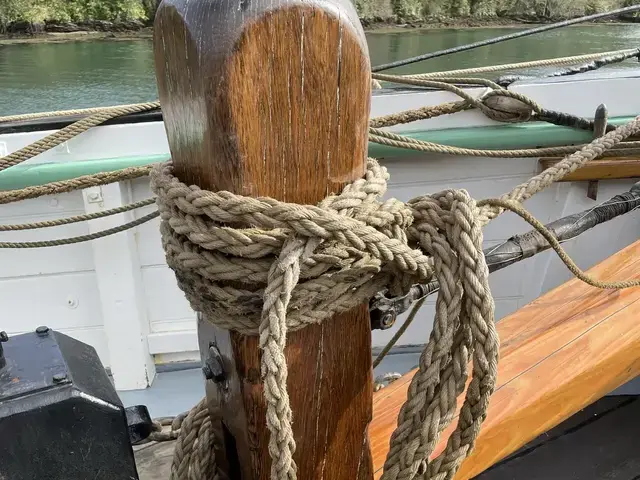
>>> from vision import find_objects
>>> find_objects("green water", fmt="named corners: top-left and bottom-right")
top-left (2, 24), bottom-right (640, 116)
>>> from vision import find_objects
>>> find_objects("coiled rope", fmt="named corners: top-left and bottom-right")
top-left (150, 114), bottom-right (640, 480)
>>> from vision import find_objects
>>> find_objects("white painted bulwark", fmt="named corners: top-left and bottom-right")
top-left (0, 72), bottom-right (638, 389)
top-left (81, 183), bottom-right (156, 390)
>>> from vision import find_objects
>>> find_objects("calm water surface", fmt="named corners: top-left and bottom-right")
top-left (2, 24), bottom-right (640, 116)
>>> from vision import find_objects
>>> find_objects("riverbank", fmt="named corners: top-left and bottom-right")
top-left (0, 16), bottom-right (636, 45)
top-left (0, 29), bottom-right (153, 45)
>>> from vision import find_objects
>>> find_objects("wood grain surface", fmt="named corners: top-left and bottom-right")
top-left (370, 240), bottom-right (640, 479)
top-left (154, 0), bottom-right (373, 478)
top-left (539, 157), bottom-right (640, 181)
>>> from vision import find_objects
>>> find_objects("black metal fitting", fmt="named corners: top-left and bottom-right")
top-left (369, 283), bottom-right (438, 330)
top-left (125, 405), bottom-right (154, 444)
top-left (370, 307), bottom-right (397, 330)
top-left (0, 331), bottom-right (8, 370)
top-left (35, 326), bottom-right (50, 336)
top-left (369, 291), bottom-right (401, 330)
top-left (0, 329), bottom-right (140, 479)
top-left (202, 344), bottom-right (225, 383)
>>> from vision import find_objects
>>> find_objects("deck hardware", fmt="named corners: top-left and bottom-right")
top-left (0, 330), bottom-right (139, 479)
top-left (85, 189), bottom-right (103, 204)
top-left (0, 331), bottom-right (8, 369)
top-left (202, 344), bottom-right (225, 384)
top-left (35, 325), bottom-right (50, 336)
top-left (369, 284), bottom-right (437, 330)
top-left (125, 405), bottom-right (154, 444)
top-left (587, 104), bottom-right (608, 201)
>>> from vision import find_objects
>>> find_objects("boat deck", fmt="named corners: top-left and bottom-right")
top-left (123, 353), bottom-right (640, 479)
top-left (132, 392), bottom-right (640, 479)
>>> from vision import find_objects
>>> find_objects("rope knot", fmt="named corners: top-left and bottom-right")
top-left (151, 159), bottom-right (437, 338)
top-left (479, 89), bottom-right (540, 123)
top-left (151, 159), bottom-right (499, 480)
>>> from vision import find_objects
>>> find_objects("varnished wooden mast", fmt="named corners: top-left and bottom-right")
top-left (154, 0), bottom-right (373, 478)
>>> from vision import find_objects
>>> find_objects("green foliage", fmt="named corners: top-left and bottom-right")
top-left (0, 0), bottom-right (632, 30)
top-left (1, 0), bottom-right (146, 27)
top-left (359, 0), bottom-right (629, 20)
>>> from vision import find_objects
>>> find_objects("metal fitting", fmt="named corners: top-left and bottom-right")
top-left (0, 331), bottom-right (8, 370)
top-left (35, 326), bottom-right (50, 336)
top-left (202, 344), bottom-right (225, 384)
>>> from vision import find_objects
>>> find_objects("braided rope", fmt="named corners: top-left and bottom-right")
top-left (159, 115), bottom-right (640, 480)
top-left (1, 61), bottom-right (640, 480)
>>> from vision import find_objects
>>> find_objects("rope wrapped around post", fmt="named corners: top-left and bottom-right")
top-left (151, 158), bottom-right (495, 480)
top-left (151, 114), bottom-right (640, 480)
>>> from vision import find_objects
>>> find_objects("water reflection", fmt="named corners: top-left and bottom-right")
top-left (1, 24), bottom-right (639, 115)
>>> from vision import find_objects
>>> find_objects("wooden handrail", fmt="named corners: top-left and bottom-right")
top-left (538, 157), bottom-right (640, 181)
top-left (371, 240), bottom-right (640, 479)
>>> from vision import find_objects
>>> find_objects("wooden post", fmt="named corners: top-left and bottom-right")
top-left (154, 0), bottom-right (373, 478)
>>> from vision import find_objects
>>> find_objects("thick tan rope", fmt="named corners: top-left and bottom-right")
top-left (0, 166), bottom-right (153, 205)
top-left (1, 68), bottom-right (639, 480)
top-left (370, 101), bottom-right (470, 128)
top-left (169, 398), bottom-right (218, 480)
top-left (370, 128), bottom-right (640, 158)
top-left (372, 75), bottom-right (541, 123)
top-left (0, 101), bottom-right (161, 124)
top-left (0, 102), bottom-right (160, 172)
top-left (399, 48), bottom-right (640, 79)
top-left (0, 197), bottom-right (155, 231)
top-left (477, 116), bottom-right (640, 224)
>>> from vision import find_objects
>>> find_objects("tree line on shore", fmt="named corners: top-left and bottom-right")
top-left (0, 0), bottom-right (637, 33)
top-left (392, 0), bottom-right (635, 19)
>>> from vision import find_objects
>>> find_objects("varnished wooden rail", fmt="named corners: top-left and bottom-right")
top-left (371, 239), bottom-right (640, 479)
top-left (538, 157), bottom-right (640, 181)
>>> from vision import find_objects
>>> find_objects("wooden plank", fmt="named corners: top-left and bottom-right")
top-left (371, 240), bottom-right (640, 479)
top-left (477, 396), bottom-right (640, 479)
top-left (538, 157), bottom-right (640, 181)
top-left (154, 0), bottom-right (373, 478)
top-left (134, 442), bottom-right (174, 480)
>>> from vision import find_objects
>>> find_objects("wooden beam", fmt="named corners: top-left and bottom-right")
top-left (154, 1), bottom-right (373, 479)
top-left (538, 157), bottom-right (640, 181)
top-left (370, 240), bottom-right (640, 479)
